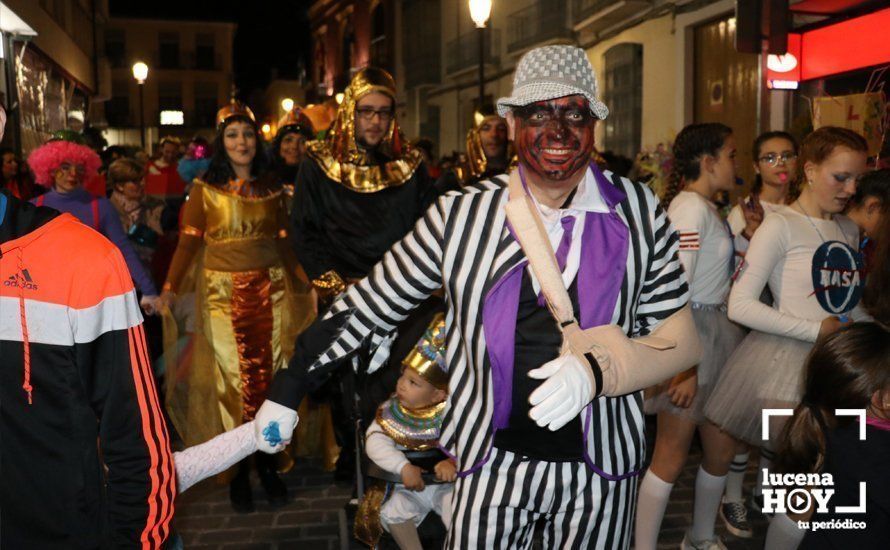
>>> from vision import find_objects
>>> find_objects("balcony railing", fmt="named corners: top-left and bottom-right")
top-left (70, 2), bottom-right (94, 54)
top-left (445, 29), bottom-right (501, 76)
top-left (574, 0), bottom-right (615, 21)
top-left (573, 0), bottom-right (653, 29)
top-left (507, 0), bottom-right (572, 53)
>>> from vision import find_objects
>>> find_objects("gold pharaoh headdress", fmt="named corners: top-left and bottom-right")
top-left (277, 106), bottom-right (315, 138)
top-left (401, 313), bottom-right (448, 391)
top-left (464, 112), bottom-right (515, 182)
top-left (307, 67), bottom-right (422, 193)
top-left (216, 99), bottom-right (256, 128)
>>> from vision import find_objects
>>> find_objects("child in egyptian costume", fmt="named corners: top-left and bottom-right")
top-left (355, 314), bottom-right (454, 550)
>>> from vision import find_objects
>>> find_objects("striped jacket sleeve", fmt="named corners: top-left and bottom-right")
top-left (75, 247), bottom-right (175, 548)
top-left (634, 189), bottom-right (689, 335)
top-left (269, 196), bottom-right (447, 410)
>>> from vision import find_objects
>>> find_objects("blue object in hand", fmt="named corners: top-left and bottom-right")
top-left (838, 315), bottom-right (850, 324)
top-left (262, 421), bottom-right (282, 447)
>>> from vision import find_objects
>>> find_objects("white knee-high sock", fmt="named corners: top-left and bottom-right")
top-left (755, 448), bottom-right (775, 497)
top-left (691, 467), bottom-right (727, 542)
top-left (634, 472), bottom-right (674, 550)
top-left (725, 451), bottom-right (748, 502)
top-left (764, 513), bottom-right (806, 550)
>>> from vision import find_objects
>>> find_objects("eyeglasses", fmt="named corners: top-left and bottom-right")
top-left (59, 162), bottom-right (86, 174)
top-left (355, 108), bottom-right (394, 122)
top-left (758, 152), bottom-right (797, 167)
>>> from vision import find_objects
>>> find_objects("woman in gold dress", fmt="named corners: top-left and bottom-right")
top-left (159, 100), bottom-right (314, 512)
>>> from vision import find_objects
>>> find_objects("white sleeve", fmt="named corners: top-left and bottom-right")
top-left (365, 421), bottom-right (410, 476)
top-left (728, 214), bottom-right (822, 342)
top-left (727, 204), bottom-right (746, 236)
top-left (668, 198), bottom-right (705, 290)
top-left (174, 422), bottom-right (257, 494)
top-left (727, 204), bottom-right (751, 258)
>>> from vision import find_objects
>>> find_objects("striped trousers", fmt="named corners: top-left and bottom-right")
top-left (446, 447), bottom-right (638, 549)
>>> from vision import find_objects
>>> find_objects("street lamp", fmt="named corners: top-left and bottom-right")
top-left (469, 0), bottom-right (492, 114)
top-left (132, 61), bottom-right (149, 149)
top-left (281, 97), bottom-right (294, 113)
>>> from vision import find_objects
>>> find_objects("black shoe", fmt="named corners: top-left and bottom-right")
top-left (334, 451), bottom-right (356, 482)
top-left (229, 464), bottom-right (254, 514)
top-left (256, 454), bottom-right (288, 507)
top-left (258, 470), bottom-right (288, 507)
top-left (720, 498), bottom-right (753, 538)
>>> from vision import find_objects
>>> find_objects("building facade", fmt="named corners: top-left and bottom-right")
top-left (394, 0), bottom-right (761, 177)
top-left (309, 0), bottom-right (888, 192)
top-left (308, 0), bottom-right (396, 100)
top-left (102, 16), bottom-right (236, 150)
top-left (1, 0), bottom-right (109, 155)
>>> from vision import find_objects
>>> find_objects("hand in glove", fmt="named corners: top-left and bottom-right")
top-left (254, 399), bottom-right (299, 453)
top-left (528, 353), bottom-right (597, 431)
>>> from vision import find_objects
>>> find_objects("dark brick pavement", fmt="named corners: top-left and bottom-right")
top-left (172, 461), bottom-right (361, 550)
top-left (174, 442), bottom-right (772, 550)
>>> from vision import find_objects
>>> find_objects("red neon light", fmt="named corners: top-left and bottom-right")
top-left (765, 7), bottom-right (890, 85)
top-left (801, 7), bottom-right (890, 81)
top-left (767, 33), bottom-right (801, 88)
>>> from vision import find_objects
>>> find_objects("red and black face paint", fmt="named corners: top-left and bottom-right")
top-left (513, 96), bottom-right (595, 182)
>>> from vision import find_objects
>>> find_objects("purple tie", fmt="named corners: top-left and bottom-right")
top-left (538, 215), bottom-right (576, 306)
top-left (555, 215), bottom-right (576, 271)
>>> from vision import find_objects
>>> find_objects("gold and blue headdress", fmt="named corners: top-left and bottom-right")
top-left (401, 313), bottom-right (448, 390)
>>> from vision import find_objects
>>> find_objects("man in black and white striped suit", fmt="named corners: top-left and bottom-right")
top-left (256, 45), bottom-right (697, 549)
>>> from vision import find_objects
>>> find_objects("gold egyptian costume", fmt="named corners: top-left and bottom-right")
top-left (162, 101), bottom-right (315, 449)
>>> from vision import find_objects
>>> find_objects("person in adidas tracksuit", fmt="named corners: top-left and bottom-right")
top-left (254, 46), bottom-right (698, 549)
top-left (0, 188), bottom-right (175, 548)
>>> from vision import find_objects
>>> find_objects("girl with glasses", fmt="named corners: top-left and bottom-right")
top-left (728, 131), bottom-right (799, 248)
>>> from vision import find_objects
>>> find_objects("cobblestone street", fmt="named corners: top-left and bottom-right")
top-left (655, 449), bottom-right (768, 550)
top-left (173, 460), bottom-right (359, 550)
top-left (174, 435), bottom-right (771, 549)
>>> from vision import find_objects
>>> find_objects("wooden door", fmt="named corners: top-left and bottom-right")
top-left (694, 16), bottom-right (761, 203)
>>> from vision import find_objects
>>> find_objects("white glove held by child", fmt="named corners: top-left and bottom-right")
top-left (254, 400), bottom-right (299, 453)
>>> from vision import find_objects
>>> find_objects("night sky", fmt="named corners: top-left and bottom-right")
top-left (109, 0), bottom-right (313, 100)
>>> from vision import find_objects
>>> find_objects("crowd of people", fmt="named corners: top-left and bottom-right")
top-left (1, 43), bottom-right (888, 550)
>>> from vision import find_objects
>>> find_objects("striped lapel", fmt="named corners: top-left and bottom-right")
top-left (485, 196), bottom-right (525, 294)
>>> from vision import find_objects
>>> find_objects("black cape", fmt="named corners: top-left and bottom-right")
top-left (290, 155), bottom-right (436, 280)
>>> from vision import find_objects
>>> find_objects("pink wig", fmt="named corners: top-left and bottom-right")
top-left (27, 140), bottom-right (101, 187)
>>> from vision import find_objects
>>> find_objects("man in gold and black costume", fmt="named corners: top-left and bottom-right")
top-left (290, 67), bottom-right (437, 478)
top-left (436, 105), bottom-right (514, 194)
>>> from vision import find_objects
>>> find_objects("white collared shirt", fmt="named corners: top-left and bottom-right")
top-left (526, 166), bottom-right (610, 295)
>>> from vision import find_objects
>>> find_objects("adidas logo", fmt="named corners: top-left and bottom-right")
top-left (4, 269), bottom-right (38, 290)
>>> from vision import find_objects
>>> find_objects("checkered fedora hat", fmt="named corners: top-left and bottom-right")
top-left (496, 45), bottom-right (609, 120)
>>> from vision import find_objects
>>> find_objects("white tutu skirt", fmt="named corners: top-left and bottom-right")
top-left (645, 306), bottom-right (745, 423)
top-left (704, 330), bottom-right (814, 445)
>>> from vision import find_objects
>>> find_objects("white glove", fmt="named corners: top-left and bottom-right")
top-left (254, 399), bottom-right (299, 454)
top-left (528, 353), bottom-right (596, 431)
